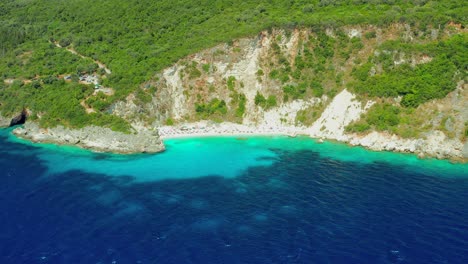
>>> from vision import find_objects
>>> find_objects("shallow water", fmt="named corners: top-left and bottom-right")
top-left (1, 129), bottom-right (467, 263)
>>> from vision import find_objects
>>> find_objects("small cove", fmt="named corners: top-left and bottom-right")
top-left (0, 128), bottom-right (467, 263)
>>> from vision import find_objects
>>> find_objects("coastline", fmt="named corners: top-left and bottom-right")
top-left (11, 122), bottom-right (165, 154)
top-left (158, 121), bottom-right (305, 139)
top-left (158, 121), bottom-right (468, 163)
top-left (1, 116), bottom-right (466, 162)
top-left (0, 113), bottom-right (10, 128)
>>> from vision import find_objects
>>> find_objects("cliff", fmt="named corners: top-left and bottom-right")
top-left (109, 24), bottom-right (466, 161)
top-left (2, 24), bottom-right (466, 161)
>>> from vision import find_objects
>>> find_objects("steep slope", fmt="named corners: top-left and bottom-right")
top-left (0, 0), bottom-right (465, 131)
top-left (111, 24), bottom-right (466, 160)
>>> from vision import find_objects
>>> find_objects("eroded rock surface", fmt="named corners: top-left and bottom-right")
top-left (0, 113), bottom-right (10, 128)
top-left (13, 123), bottom-right (165, 154)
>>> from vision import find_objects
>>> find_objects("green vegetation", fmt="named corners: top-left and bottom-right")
top-left (366, 103), bottom-right (401, 131)
top-left (351, 35), bottom-right (466, 107)
top-left (254, 92), bottom-right (266, 106)
top-left (195, 98), bottom-right (227, 119)
top-left (346, 103), bottom-right (400, 133)
top-left (464, 122), bottom-right (468, 141)
top-left (255, 92), bottom-right (277, 110)
top-left (0, 0), bottom-right (465, 130)
top-left (202, 64), bottom-right (211, 73)
top-left (86, 92), bottom-right (109, 112)
top-left (165, 118), bottom-right (174, 126)
top-left (0, 80), bottom-right (131, 132)
top-left (283, 83), bottom-right (307, 101)
top-left (135, 88), bottom-right (153, 104)
top-left (227, 76), bottom-right (236, 91)
top-left (364, 31), bottom-right (377, 39)
top-left (187, 62), bottom-right (202, 79)
top-left (235, 93), bottom-right (247, 119)
top-left (295, 104), bottom-right (325, 126)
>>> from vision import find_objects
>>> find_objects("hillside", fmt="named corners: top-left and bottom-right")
top-left (0, 0), bottom-right (465, 127)
top-left (109, 24), bottom-right (466, 159)
top-left (0, 0), bottom-right (467, 159)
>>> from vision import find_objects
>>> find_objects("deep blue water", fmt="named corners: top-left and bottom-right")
top-left (0, 129), bottom-right (467, 264)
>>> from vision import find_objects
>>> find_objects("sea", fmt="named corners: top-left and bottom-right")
top-left (0, 128), bottom-right (467, 264)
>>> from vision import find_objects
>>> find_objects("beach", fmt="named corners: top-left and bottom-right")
top-left (158, 121), bottom-right (308, 139)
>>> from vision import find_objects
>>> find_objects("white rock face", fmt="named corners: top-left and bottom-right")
top-left (346, 28), bottom-right (362, 38)
top-left (259, 98), bottom-right (321, 128)
top-left (0, 113), bottom-right (10, 128)
top-left (349, 132), bottom-right (420, 153)
top-left (308, 89), bottom-right (374, 140)
top-left (102, 26), bottom-right (466, 161)
top-left (348, 130), bottom-right (465, 160)
top-left (225, 40), bottom-right (261, 104)
top-left (463, 142), bottom-right (468, 158)
top-left (163, 65), bottom-right (187, 119)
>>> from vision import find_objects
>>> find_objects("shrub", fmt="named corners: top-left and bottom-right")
top-left (345, 122), bottom-right (371, 133)
top-left (202, 64), bottom-right (210, 73)
top-left (254, 92), bottom-right (266, 106)
top-left (165, 118), bottom-right (174, 126)
top-left (366, 103), bottom-right (401, 131)
top-left (266, 95), bottom-right (277, 109)
top-left (227, 76), bottom-right (236, 91)
top-left (311, 81), bottom-right (324, 97)
top-left (235, 93), bottom-right (246, 118)
top-left (195, 98), bottom-right (227, 118)
top-left (364, 31), bottom-right (377, 39)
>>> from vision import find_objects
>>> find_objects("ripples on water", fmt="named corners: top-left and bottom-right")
top-left (0, 130), bottom-right (467, 263)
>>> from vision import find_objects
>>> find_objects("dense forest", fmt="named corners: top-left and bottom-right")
top-left (0, 0), bottom-right (466, 131)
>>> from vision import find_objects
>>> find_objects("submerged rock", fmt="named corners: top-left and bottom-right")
top-left (13, 123), bottom-right (165, 154)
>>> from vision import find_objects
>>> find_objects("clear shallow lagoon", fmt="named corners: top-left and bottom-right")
top-left (1, 128), bottom-right (467, 263)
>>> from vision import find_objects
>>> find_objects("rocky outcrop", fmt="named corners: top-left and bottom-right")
top-left (13, 123), bottom-right (165, 154)
top-left (7, 25), bottom-right (466, 160)
top-left (463, 142), bottom-right (468, 159)
top-left (300, 89), bottom-right (466, 161)
top-left (108, 25), bottom-right (467, 161)
top-left (0, 113), bottom-right (10, 128)
top-left (309, 89), bottom-right (374, 141)
top-left (348, 131), bottom-right (466, 161)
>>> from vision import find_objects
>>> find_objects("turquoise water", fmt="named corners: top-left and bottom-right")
top-left (5, 129), bottom-right (466, 181)
top-left (1, 128), bottom-right (468, 263)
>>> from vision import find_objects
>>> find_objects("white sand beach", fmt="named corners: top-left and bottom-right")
top-left (158, 121), bottom-right (308, 139)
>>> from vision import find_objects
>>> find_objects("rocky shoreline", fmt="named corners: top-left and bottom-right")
top-left (1, 118), bottom-right (466, 162)
top-left (11, 123), bottom-right (165, 154)
top-left (158, 121), bottom-right (467, 163)
top-left (1, 102), bottom-right (466, 161)
top-left (348, 131), bottom-right (468, 162)
top-left (0, 113), bottom-right (10, 128)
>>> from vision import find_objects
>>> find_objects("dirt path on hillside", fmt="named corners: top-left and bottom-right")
top-left (52, 41), bottom-right (112, 74)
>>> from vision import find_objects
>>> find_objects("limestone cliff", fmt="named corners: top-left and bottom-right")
top-left (4, 24), bottom-right (466, 160)
top-left (110, 24), bottom-right (466, 161)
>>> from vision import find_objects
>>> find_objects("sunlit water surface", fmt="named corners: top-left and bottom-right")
top-left (1, 129), bottom-right (467, 263)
